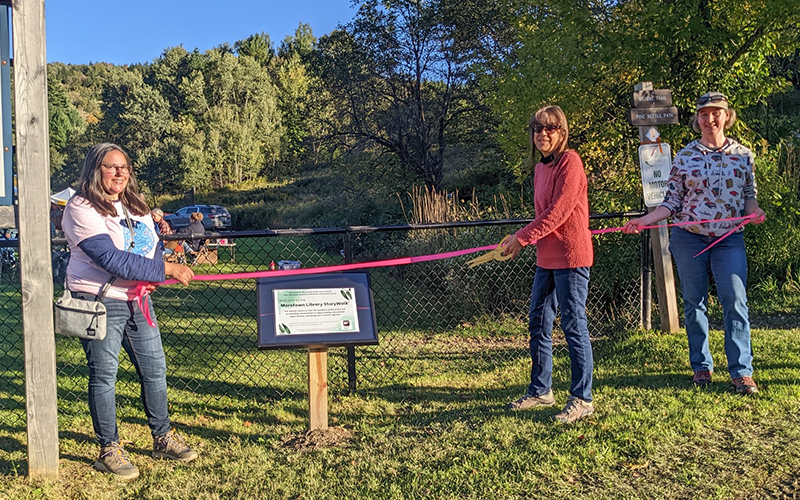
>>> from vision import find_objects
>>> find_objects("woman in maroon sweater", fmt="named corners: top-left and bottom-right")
top-left (503, 105), bottom-right (595, 423)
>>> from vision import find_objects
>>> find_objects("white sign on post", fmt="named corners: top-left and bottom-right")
top-left (638, 143), bottom-right (672, 207)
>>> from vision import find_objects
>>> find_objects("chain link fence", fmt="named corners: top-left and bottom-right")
top-left (0, 215), bottom-right (648, 426)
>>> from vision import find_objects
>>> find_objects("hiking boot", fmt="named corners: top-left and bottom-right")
top-left (94, 442), bottom-right (139, 480)
top-left (553, 396), bottom-right (594, 424)
top-left (692, 370), bottom-right (713, 387)
top-left (153, 429), bottom-right (198, 462)
top-left (732, 376), bottom-right (759, 395)
top-left (506, 389), bottom-right (556, 410)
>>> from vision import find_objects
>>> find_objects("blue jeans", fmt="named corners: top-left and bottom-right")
top-left (527, 267), bottom-right (594, 402)
top-left (669, 228), bottom-right (753, 378)
top-left (75, 292), bottom-right (172, 446)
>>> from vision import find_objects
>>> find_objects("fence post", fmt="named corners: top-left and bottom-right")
top-left (640, 230), bottom-right (652, 329)
top-left (343, 231), bottom-right (357, 392)
top-left (12, 0), bottom-right (60, 478)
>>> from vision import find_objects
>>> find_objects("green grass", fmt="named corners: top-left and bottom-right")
top-left (1, 320), bottom-right (799, 499)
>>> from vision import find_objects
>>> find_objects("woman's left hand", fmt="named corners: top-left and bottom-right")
top-left (144, 284), bottom-right (159, 293)
top-left (750, 207), bottom-right (766, 224)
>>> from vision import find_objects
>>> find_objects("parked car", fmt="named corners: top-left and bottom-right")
top-left (163, 205), bottom-right (232, 231)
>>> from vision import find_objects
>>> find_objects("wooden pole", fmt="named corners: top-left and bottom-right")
top-left (635, 82), bottom-right (680, 333)
top-left (12, 0), bottom-right (60, 478)
top-left (308, 347), bottom-right (328, 430)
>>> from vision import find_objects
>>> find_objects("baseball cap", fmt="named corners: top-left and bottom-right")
top-left (696, 92), bottom-right (728, 111)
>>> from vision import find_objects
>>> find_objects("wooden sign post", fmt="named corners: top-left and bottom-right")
top-left (308, 347), bottom-right (329, 430)
top-left (632, 82), bottom-right (680, 333)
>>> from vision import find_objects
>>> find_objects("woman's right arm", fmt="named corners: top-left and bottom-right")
top-left (622, 206), bottom-right (672, 234)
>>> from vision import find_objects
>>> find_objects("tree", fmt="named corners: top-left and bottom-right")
top-left (271, 24), bottom-right (318, 176)
top-left (313, 0), bottom-right (487, 189)
top-left (47, 73), bottom-right (85, 180)
top-left (486, 0), bottom-right (800, 210)
top-left (235, 32), bottom-right (275, 67)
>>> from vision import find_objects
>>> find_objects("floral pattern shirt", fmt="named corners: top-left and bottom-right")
top-left (660, 138), bottom-right (757, 237)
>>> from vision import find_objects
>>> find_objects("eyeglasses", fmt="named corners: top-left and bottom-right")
top-left (696, 94), bottom-right (728, 106)
top-left (531, 122), bottom-right (561, 134)
top-left (101, 164), bottom-right (132, 175)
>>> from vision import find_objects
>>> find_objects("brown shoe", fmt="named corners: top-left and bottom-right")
top-left (95, 442), bottom-right (139, 480)
top-left (732, 376), bottom-right (758, 395)
top-left (692, 370), bottom-right (712, 387)
top-left (553, 396), bottom-right (595, 424)
top-left (505, 389), bottom-right (556, 410)
top-left (153, 429), bottom-right (198, 462)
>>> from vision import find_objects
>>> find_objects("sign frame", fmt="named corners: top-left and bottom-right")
top-left (0, 7), bottom-right (13, 206)
top-left (257, 271), bottom-right (378, 350)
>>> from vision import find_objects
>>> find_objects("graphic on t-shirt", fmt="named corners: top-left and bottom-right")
top-left (122, 219), bottom-right (157, 256)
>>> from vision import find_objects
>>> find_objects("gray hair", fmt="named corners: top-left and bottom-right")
top-left (151, 208), bottom-right (164, 217)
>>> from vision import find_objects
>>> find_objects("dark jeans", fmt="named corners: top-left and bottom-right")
top-left (526, 266), bottom-right (594, 402)
top-left (75, 292), bottom-right (172, 446)
top-left (669, 227), bottom-right (753, 378)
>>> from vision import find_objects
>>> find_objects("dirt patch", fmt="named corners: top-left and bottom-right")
top-left (281, 426), bottom-right (353, 452)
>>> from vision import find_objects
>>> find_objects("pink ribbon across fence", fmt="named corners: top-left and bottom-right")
top-left (132, 213), bottom-right (759, 326)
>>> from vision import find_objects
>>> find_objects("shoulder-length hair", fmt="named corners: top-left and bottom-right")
top-left (76, 143), bottom-right (150, 217)
top-left (529, 105), bottom-right (570, 163)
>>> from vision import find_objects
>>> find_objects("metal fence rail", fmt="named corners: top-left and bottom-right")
top-left (0, 215), bottom-right (647, 425)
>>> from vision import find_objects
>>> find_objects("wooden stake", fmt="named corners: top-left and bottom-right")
top-left (308, 348), bottom-right (328, 430)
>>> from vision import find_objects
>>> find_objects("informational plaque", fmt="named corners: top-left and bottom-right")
top-left (274, 288), bottom-right (359, 335)
top-left (257, 272), bottom-right (378, 349)
top-left (638, 143), bottom-right (672, 207)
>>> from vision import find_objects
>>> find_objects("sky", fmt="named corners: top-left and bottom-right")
top-left (44, 0), bottom-right (358, 66)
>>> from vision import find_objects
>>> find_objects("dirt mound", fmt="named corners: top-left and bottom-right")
top-left (281, 426), bottom-right (353, 452)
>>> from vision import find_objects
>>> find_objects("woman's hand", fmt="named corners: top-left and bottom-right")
top-left (501, 234), bottom-right (524, 259)
top-left (165, 262), bottom-right (194, 286)
top-left (751, 207), bottom-right (766, 224)
top-left (745, 199), bottom-right (766, 225)
top-left (622, 218), bottom-right (646, 234)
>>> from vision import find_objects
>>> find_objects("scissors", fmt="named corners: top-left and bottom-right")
top-left (467, 235), bottom-right (514, 268)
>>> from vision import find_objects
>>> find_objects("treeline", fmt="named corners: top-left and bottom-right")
top-left (48, 0), bottom-right (800, 211)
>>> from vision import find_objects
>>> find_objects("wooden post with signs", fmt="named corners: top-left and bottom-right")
top-left (308, 348), bottom-right (329, 430)
top-left (11, 0), bottom-right (61, 478)
top-left (632, 82), bottom-right (680, 333)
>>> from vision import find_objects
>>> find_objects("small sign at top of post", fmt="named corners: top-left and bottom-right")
top-left (632, 89), bottom-right (672, 107)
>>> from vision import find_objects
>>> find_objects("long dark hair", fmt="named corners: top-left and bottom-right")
top-left (76, 143), bottom-right (150, 217)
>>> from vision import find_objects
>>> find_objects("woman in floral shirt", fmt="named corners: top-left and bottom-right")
top-left (624, 92), bottom-right (766, 395)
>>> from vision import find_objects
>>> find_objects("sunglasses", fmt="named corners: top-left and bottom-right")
top-left (531, 122), bottom-right (561, 133)
top-left (696, 94), bottom-right (728, 106)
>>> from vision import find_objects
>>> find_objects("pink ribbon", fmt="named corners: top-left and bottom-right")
top-left (131, 214), bottom-right (757, 323)
top-left (134, 285), bottom-right (156, 327)
top-left (129, 213), bottom-right (757, 324)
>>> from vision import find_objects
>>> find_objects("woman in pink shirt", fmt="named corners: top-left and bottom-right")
top-left (502, 105), bottom-right (595, 424)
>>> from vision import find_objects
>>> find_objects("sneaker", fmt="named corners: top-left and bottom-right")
top-left (732, 376), bottom-right (759, 395)
top-left (553, 396), bottom-right (594, 423)
top-left (94, 442), bottom-right (140, 480)
top-left (153, 429), bottom-right (198, 462)
top-left (505, 389), bottom-right (556, 410)
top-left (692, 370), bottom-right (713, 387)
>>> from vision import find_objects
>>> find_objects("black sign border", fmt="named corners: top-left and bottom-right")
top-left (257, 271), bottom-right (379, 350)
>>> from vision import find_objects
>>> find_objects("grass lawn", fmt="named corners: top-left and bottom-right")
top-left (1, 312), bottom-right (800, 499)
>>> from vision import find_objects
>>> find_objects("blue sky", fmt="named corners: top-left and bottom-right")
top-left (44, 0), bottom-right (358, 65)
